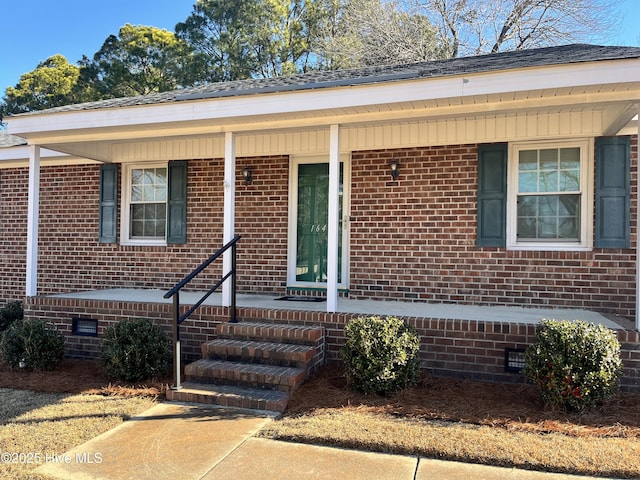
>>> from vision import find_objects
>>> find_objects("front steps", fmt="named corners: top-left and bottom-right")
top-left (166, 322), bottom-right (325, 413)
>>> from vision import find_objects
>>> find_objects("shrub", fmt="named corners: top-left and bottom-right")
top-left (99, 318), bottom-right (171, 382)
top-left (523, 319), bottom-right (623, 411)
top-left (0, 300), bottom-right (24, 333)
top-left (341, 316), bottom-right (421, 396)
top-left (0, 319), bottom-right (64, 370)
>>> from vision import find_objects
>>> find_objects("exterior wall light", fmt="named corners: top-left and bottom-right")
top-left (242, 167), bottom-right (253, 185)
top-left (390, 159), bottom-right (400, 180)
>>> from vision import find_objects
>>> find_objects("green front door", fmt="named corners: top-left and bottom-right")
top-left (295, 163), bottom-right (343, 284)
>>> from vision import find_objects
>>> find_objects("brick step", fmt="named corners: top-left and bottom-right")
top-left (202, 338), bottom-right (315, 368)
top-left (217, 322), bottom-right (324, 346)
top-left (166, 382), bottom-right (290, 413)
top-left (184, 358), bottom-right (307, 392)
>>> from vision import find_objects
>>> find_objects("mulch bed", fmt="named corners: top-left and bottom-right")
top-left (2, 359), bottom-right (639, 438)
top-left (0, 358), bottom-right (169, 398)
top-left (287, 365), bottom-right (640, 438)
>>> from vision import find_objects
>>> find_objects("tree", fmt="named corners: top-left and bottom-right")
top-left (90, 24), bottom-right (197, 98)
top-left (176, 0), bottom-right (326, 80)
top-left (316, 0), bottom-right (443, 69)
top-left (0, 55), bottom-right (82, 116)
top-left (176, 0), bottom-right (263, 82)
top-left (419, 0), bottom-right (620, 58)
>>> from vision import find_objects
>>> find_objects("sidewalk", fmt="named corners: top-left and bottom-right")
top-left (37, 402), bottom-right (619, 480)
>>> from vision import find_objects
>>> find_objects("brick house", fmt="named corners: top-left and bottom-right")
top-left (1, 44), bottom-right (640, 393)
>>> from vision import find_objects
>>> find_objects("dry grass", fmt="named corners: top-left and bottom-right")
top-left (260, 365), bottom-right (640, 478)
top-left (0, 360), bottom-right (161, 480)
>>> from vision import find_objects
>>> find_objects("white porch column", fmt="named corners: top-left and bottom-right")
top-left (222, 131), bottom-right (236, 307)
top-left (327, 124), bottom-right (340, 312)
top-left (26, 145), bottom-right (41, 297)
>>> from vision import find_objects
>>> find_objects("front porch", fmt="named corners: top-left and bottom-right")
top-left (51, 288), bottom-right (625, 328)
top-left (24, 289), bottom-right (640, 391)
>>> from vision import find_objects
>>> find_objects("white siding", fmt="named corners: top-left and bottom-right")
top-left (90, 109), bottom-right (610, 162)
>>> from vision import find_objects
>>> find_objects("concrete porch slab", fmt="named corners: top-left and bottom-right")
top-left (51, 288), bottom-right (622, 329)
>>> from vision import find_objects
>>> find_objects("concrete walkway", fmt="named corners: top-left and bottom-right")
top-left (37, 402), bottom-right (621, 480)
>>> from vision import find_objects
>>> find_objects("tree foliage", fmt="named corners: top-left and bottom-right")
top-left (0, 0), bottom-right (622, 116)
top-left (176, 0), bottom-right (324, 81)
top-left (316, 0), bottom-right (443, 69)
top-left (1, 54), bottom-right (83, 116)
top-left (90, 24), bottom-right (197, 98)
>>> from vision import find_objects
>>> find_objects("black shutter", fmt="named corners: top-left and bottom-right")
top-left (99, 164), bottom-right (118, 243)
top-left (167, 160), bottom-right (188, 244)
top-left (595, 136), bottom-right (630, 248)
top-left (477, 144), bottom-right (508, 247)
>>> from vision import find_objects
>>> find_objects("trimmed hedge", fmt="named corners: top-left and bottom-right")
top-left (341, 316), bottom-right (421, 396)
top-left (0, 300), bottom-right (24, 333)
top-left (0, 319), bottom-right (65, 371)
top-left (99, 318), bottom-right (171, 382)
top-left (523, 319), bottom-right (623, 411)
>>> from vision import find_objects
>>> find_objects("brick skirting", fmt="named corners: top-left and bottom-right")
top-left (25, 296), bottom-right (640, 392)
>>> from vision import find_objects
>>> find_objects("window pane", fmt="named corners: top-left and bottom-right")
top-left (517, 196), bottom-right (536, 217)
top-left (538, 216), bottom-right (557, 238)
top-left (558, 195), bottom-right (579, 216)
top-left (519, 151), bottom-right (538, 170)
top-left (519, 172), bottom-right (538, 192)
top-left (517, 217), bottom-right (537, 238)
top-left (538, 196), bottom-right (557, 216)
top-left (131, 185), bottom-right (143, 202)
top-left (517, 194), bottom-right (579, 241)
top-left (539, 149), bottom-right (558, 170)
top-left (538, 171), bottom-right (558, 192)
top-left (130, 202), bottom-right (166, 238)
top-left (559, 218), bottom-right (579, 239)
top-left (560, 148), bottom-right (580, 168)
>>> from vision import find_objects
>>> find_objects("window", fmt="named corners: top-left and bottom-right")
top-left (507, 140), bottom-right (593, 250)
top-left (122, 164), bottom-right (168, 245)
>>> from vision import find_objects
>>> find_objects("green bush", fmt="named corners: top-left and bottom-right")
top-left (99, 318), bottom-right (171, 382)
top-left (0, 300), bottom-right (24, 333)
top-left (523, 319), bottom-right (623, 412)
top-left (341, 316), bottom-right (421, 396)
top-left (0, 319), bottom-right (64, 370)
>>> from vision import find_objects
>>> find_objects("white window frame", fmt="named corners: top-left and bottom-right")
top-left (287, 154), bottom-right (351, 290)
top-left (507, 139), bottom-right (594, 251)
top-left (120, 162), bottom-right (168, 246)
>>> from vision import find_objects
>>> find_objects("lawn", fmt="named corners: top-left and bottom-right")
top-left (260, 365), bottom-right (640, 479)
top-left (0, 389), bottom-right (155, 480)
top-left (1, 359), bottom-right (639, 478)
top-left (0, 359), bottom-right (160, 480)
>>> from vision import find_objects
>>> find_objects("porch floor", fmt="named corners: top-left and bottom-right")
top-left (50, 288), bottom-right (626, 329)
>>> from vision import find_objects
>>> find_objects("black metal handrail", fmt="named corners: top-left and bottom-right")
top-left (164, 235), bottom-right (241, 389)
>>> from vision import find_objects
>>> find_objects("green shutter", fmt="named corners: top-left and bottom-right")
top-left (99, 164), bottom-right (118, 243)
top-left (595, 136), bottom-right (630, 248)
top-left (477, 143), bottom-right (507, 247)
top-left (167, 160), bottom-right (188, 244)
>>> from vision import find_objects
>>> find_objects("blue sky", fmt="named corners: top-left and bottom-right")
top-left (1, 0), bottom-right (639, 94)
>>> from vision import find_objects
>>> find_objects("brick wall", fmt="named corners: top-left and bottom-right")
top-left (2, 137), bottom-right (638, 317)
top-left (24, 297), bottom-right (640, 392)
top-left (349, 141), bottom-right (638, 316)
top-left (0, 167), bottom-right (28, 304)
top-left (1, 157), bottom-right (291, 303)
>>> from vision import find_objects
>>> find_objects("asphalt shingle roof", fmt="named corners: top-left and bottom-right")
top-left (14, 44), bottom-right (640, 117)
top-left (0, 131), bottom-right (26, 147)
